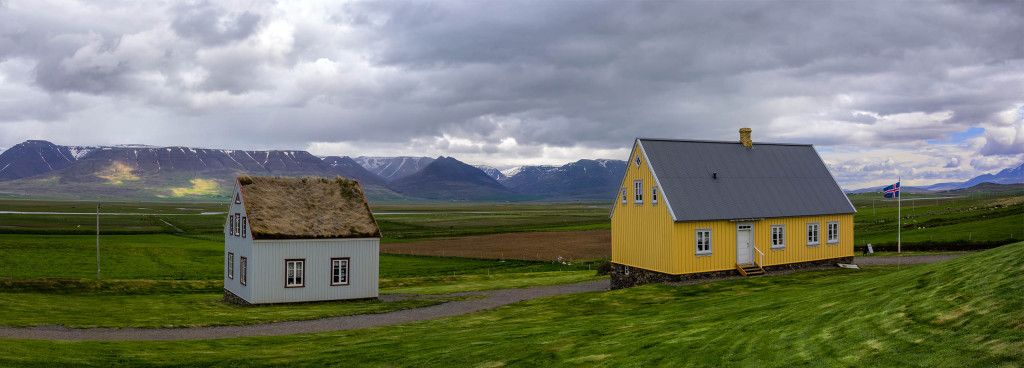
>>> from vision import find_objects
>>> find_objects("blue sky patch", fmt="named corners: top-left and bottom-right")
top-left (926, 127), bottom-right (984, 145)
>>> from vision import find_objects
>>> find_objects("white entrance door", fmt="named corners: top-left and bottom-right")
top-left (736, 224), bottom-right (753, 265)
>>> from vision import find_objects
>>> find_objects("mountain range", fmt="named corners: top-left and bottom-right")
top-left (3, 139), bottom-right (1021, 202)
top-left (0, 140), bottom-right (627, 202)
top-left (844, 162), bottom-right (1024, 194)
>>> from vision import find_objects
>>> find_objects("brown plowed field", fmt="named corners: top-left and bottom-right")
top-left (380, 229), bottom-right (611, 261)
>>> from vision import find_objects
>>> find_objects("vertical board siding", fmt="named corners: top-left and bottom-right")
top-left (224, 184), bottom-right (252, 302)
top-left (673, 221), bottom-right (738, 273)
top-left (611, 143), bottom-right (676, 274)
top-left (251, 238), bottom-right (379, 304)
top-left (756, 214), bottom-right (854, 266)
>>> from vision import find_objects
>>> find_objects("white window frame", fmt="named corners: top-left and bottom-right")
top-left (240, 257), bottom-right (247, 286)
top-left (286, 259), bottom-right (305, 288)
top-left (634, 180), bottom-right (643, 204)
top-left (227, 252), bottom-right (234, 279)
top-left (331, 258), bottom-right (350, 286)
top-left (651, 186), bottom-right (658, 205)
top-left (770, 225), bottom-right (785, 250)
top-left (235, 213), bottom-right (241, 236)
top-left (621, 188), bottom-right (627, 205)
top-left (826, 221), bottom-right (839, 244)
top-left (696, 229), bottom-right (712, 256)
top-left (635, 154), bottom-right (641, 168)
top-left (228, 214), bottom-right (234, 235)
top-left (807, 222), bottom-right (820, 246)
top-left (241, 217), bottom-right (247, 238)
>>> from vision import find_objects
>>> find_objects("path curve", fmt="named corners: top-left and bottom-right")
top-left (0, 280), bottom-right (608, 341)
top-left (854, 253), bottom-right (966, 265)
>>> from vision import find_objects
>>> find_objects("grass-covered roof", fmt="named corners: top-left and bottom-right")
top-left (238, 176), bottom-right (380, 240)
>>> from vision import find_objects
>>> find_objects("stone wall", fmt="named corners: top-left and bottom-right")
top-left (223, 288), bottom-right (253, 306)
top-left (610, 256), bottom-right (853, 289)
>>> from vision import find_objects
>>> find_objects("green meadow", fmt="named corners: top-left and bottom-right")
top-left (1, 242), bottom-right (1020, 366)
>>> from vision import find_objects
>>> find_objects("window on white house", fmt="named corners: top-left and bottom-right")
top-left (235, 213), bottom-right (241, 236)
top-left (331, 258), bottom-right (350, 286)
top-left (228, 215), bottom-right (234, 235)
top-left (827, 222), bottom-right (839, 244)
top-left (235, 193), bottom-right (241, 204)
top-left (241, 217), bottom-right (247, 238)
top-left (621, 188), bottom-right (627, 205)
top-left (286, 259), bottom-right (304, 287)
top-left (227, 252), bottom-right (234, 279)
top-left (240, 257), bottom-right (247, 286)
top-left (771, 225), bottom-right (785, 250)
top-left (651, 186), bottom-right (658, 205)
top-left (634, 180), bottom-right (643, 204)
top-left (696, 229), bottom-right (712, 255)
top-left (807, 223), bottom-right (820, 246)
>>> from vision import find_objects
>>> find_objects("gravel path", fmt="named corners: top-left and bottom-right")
top-left (0, 280), bottom-right (609, 341)
top-left (854, 253), bottom-right (967, 265)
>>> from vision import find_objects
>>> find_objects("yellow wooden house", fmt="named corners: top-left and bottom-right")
top-left (610, 129), bottom-right (856, 289)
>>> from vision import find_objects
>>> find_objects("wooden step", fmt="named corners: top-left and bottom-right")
top-left (736, 264), bottom-right (766, 277)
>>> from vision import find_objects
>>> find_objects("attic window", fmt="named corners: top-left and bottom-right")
top-left (229, 215), bottom-right (234, 235)
top-left (241, 217), bottom-right (247, 238)
top-left (235, 213), bottom-right (241, 237)
top-left (621, 188), bottom-right (627, 205)
top-left (635, 155), bottom-right (642, 168)
top-left (234, 193), bottom-right (241, 204)
top-left (651, 186), bottom-right (658, 205)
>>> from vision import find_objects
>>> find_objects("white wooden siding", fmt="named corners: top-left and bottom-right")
top-left (224, 184), bottom-right (253, 302)
top-left (250, 238), bottom-right (379, 304)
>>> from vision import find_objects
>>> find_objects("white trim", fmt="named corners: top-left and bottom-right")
top-left (806, 222), bottom-right (820, 246)
top-left (826, 221), bottom-right (839, 244)
top-left (634, 179), bottom-right (643, 204)
top-left (621, 188), bottom-right (627, 205)
top-left (811, 145), bottom-right (857, 213)
top-left (651, 186), bottom-right (658, 205)
top-left (637, 140), bottom-right (677, 221)
top-left (770, 225), bottom-right (786, 250)
top-left (735, 223), bottom-right (754, 264)
top-left (695, 228), bottom-right (712, 256)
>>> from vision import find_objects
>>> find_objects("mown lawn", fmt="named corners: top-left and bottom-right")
top-left (2, 243), bottom-right (1020, 367)
top-left (0, 271), bottom-right (603, 328)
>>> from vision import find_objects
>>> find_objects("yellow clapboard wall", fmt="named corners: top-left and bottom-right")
top-left (611, 142), bottom-right (854, 275)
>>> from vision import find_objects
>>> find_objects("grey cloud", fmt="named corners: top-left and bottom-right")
top-left (171, 2), bottom-right (262, 46)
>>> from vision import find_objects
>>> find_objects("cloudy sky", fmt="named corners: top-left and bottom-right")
top-left (0, 0), bottom-right (1021, 189)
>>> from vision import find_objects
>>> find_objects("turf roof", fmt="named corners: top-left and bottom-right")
top-left (238, 176), bottom-right (381, 240)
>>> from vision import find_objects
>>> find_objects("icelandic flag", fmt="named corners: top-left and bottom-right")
top-left (884, 182), bottom-right (900, 198)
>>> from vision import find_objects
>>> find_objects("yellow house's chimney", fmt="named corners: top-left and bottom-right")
top-left (739, 127), bottom-right (753, 148)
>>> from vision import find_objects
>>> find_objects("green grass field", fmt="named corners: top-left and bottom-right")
top-left (849, 192), bottom-right (1024, 249)
top-left (1, 242), bottom-right (1020, 366)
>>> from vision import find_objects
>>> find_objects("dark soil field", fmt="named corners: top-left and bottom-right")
top-left (380, 229), bottom-right (611, 261)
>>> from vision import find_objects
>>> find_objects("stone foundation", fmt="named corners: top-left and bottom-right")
top-left (223, 288), bottom-right (253, 306)
top-left (222, 288), bottom-right (379, 306)
top-left (610, 256), bottom-right (854, 290)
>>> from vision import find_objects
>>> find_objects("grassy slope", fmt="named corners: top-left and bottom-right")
top-left (1, 242), bottom-right (1020, 367)
top-left (849, 193), bottom-right (1023, 247)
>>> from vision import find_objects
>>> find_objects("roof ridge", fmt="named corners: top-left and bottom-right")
top-left (637, 137), bottom-right (812, 147)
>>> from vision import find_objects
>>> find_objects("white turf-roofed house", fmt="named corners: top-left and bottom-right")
top-left (223, 176), bottom-right (382, 305)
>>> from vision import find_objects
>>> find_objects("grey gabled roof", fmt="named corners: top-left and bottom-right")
top-left (637, 138), bottom-right (855, 222)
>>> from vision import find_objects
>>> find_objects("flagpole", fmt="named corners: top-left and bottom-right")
top-left (897, 177), bottom-right (901, 254)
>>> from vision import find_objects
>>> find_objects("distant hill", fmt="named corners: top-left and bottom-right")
top-left (322, 156), bottom-right (386, 186)
top-left (501, 159), bottom-right (627, 199)
top-left (475, 165), bottom-right (508, 181)
top-left (944, 182), bottom-right (1024, 194)
top-left (0, 140), bottom-right (80, 181)
top-left (0, 144), bottom-right (402, 200)
top-left (388, 156), bottom-right (521, 201)
top-left (354, 156), bottom-right (434, 182)
top-left (844, 186), bottom-right (935, 195)
top-left (926, 162), bottom-right (1024, 191)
